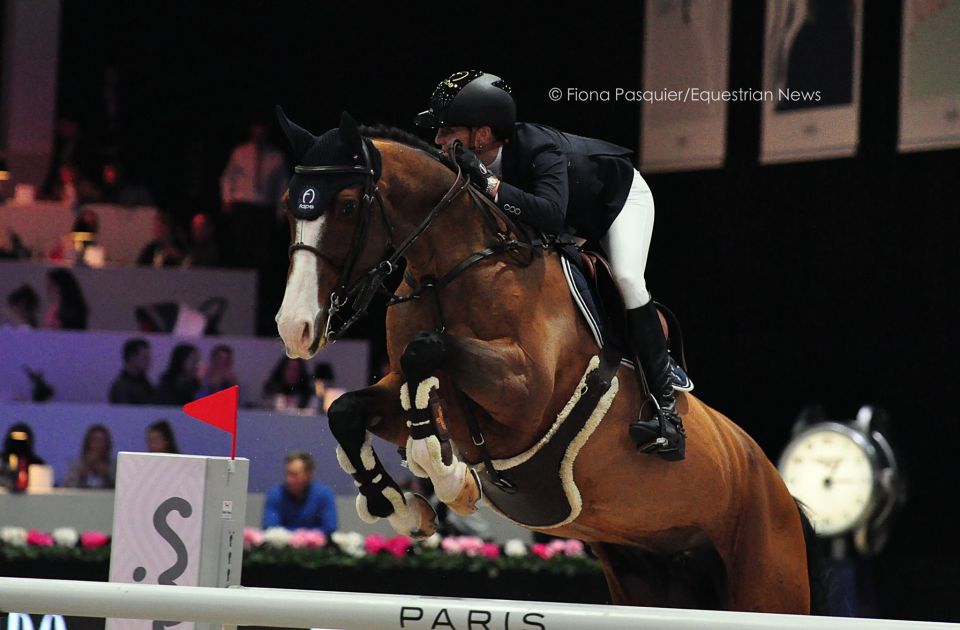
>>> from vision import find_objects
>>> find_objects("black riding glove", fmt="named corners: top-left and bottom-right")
top-left (453, 143), bottom-right (500, 199)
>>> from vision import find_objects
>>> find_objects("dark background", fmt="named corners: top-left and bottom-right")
top-left (52, 0), bottom-right (959, 620)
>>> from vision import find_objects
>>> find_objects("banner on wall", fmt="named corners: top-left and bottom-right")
top-left (899, 0), bottom-right (960, 152)
top-left (761, 0), bottom-right (863, 163)
top-left (640, 0), bottom-right (731, 172)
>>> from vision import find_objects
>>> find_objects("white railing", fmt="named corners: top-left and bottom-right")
top-left (0, 578), bottom-right (957, 630)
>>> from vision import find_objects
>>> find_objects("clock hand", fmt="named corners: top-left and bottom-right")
top-left (827, 477), bottom-right (866, 483)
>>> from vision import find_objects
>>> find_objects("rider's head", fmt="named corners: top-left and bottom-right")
top-left (415, 70), bottom-right (515, 158)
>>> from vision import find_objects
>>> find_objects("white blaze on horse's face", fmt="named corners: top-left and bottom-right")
top-left (276, 218), bottom-right (326, 358)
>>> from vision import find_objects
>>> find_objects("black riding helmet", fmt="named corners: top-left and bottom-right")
top-left (414, 70), bottom-right (516, 139)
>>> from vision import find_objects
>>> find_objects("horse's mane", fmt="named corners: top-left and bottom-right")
top-left (359, 124), bottom-right (442, 161)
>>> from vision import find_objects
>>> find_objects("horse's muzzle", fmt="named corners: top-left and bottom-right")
top-left (277, 307), bottom-right (327, 359)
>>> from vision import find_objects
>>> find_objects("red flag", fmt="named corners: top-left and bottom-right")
top-left (183, 385), bottom-right (239, 458)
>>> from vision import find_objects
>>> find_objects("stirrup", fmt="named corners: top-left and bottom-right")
top-left (629, 400), bottom-right (686, 461)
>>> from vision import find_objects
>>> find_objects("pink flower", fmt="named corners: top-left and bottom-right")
top-left (530, 543), bottom-right (555, 560)
top-left (546, 539), bottom-right (567, 555)
top-left (288, 529), bottom-right (327, 549)
top-left (384, 535), bottom-right (413, 558)
top-left (480, 542), bottom-right (501, 559)
top-left (243, 528), bottom-right (264, 549)
top-left (365, 534), bottom-right (387, 554)
top-left (458, 536), bottom-right (485, 556)
top-left (80, 531), bottom-right (109, 550)
top-left (26, 530), bottom-right (54, 547)
top-left (562, 539), bottom-right (585, 557)
top-left (441, 537), bottom-right (464, 554)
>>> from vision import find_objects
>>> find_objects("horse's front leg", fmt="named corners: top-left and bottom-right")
top-left (398, 331), bottom-right (481, 518)
top-left (398, 330), bottom-right (544, 517)
top-left (328, 371), bottom-right (438, 539)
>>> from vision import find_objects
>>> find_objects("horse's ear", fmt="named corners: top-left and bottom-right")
top-left (275, 105), bottom-right (315, 160)
top-left (339, 111), bottom-right (363, 155)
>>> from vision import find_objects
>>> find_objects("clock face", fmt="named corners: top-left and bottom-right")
top-left (779, 427), bottom-right (876, 536)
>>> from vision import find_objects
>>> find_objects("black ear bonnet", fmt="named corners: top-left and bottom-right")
top-left (276, 107), bottom-right (382, 221)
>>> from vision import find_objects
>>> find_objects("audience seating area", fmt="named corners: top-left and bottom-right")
top-left (0, 401), bottom-right (392, 495)
top-left (0, 260), bottom-right (258, 335)
top-left (0, 213), bottom-right (390, 537)
top-left (0, 328), bottom-right (369, 407)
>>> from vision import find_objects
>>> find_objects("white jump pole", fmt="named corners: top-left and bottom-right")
top-left (1, 578), bottom-right (957, 630)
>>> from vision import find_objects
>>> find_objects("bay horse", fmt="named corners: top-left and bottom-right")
top-left (274, 109), bottom-right (823, 613)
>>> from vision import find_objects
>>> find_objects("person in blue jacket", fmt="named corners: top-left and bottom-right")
top-left (415, 70), bottom-right (685, 460)
top-left (263, 451), bottom-right (338, 533)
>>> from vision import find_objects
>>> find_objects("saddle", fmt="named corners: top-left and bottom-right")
top-left (560, 246), bottom-right (691, 386)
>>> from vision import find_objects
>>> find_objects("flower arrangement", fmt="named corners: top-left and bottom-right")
top-left (0, 526), bottom-right (111, 562)
top-left (0, 525), bottom-right (600, 577)
top-left (240, 528), bottom-right (597, 577)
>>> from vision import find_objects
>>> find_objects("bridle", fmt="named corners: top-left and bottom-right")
top-left (288, 140), bottom-right (556, 343)
top-left (287, 138), bottom-right (392, 342)
top-left (288, 140), bottom-right (485, 342)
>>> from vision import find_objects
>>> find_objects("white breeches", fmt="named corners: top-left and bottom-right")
top-left (601, 169), bottom-right (655, 309)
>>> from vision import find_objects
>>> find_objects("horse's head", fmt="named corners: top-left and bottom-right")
top-left (275, 108), bottom-right (391, 358)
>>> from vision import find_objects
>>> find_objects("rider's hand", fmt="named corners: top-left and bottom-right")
top-left (453, 144), bottom-right (500, 199)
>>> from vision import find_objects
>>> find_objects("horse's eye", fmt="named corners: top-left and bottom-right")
top-left (342, 200), bottom-right (357, 215)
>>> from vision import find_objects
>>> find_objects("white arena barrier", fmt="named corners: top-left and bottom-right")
top-left (1, 578), bottom-right (958, 630)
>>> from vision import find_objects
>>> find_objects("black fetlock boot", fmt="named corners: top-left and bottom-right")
top-left (626, 302), bottom-right (686, 461)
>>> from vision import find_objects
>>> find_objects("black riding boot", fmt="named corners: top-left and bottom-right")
top-left (626, 302), bottom-right (686, 461)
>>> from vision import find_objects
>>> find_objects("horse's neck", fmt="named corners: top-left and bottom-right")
top-left (386, 154), bottom-right (489, 280)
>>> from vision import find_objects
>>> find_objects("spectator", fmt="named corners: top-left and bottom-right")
top-left (1, 422), bottom-right (46, 468)
top-left (262, 357), bottom-right (313, 410)
top-left (6, 284), bottom-right (39, 328)
top-left (47, 163), bottom-right (101, 207)
top-left (146, 420), bottom-right (180, 454)
top-left (155, 343), bottom-right (200, 405)
top-left (136, 213), bottom-right (184, 268)
top-left (43, 268), bottom-right (89, 330)
top-left (199, 344), bottom-right (237, 396)
top-left (63, 424), bottom-right (116, 489)
top-left (109, 338), bottom-right (155, 405)
top-left (41, 118), bottom-right (96, 200)
top-left (262, 451), bottom-right (337, 534)
top-left (219, 120), bottom-right (287, 268)
top-left (312, 363), bottom-right (345, 414)
top-left (182, 213), bottom-right (221, 268)
top-left (100, 162), bottom-right (155, 206)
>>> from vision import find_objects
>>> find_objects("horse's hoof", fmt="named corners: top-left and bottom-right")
top-left (448, 468), bottom-right (482, 516)
top-left (388, 492), bottom-right (439, 540)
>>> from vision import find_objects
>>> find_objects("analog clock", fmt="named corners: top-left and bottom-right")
top-left (779, 423), bottom-right (875, 536)
top-left (778, 406), bottom-right (904, 547)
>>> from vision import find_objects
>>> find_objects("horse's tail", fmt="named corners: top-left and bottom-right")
top-left (794, 499), bottom-right (837, 615)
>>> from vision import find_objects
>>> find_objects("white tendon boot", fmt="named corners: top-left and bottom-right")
top-left (401, 377), bottom-right (482, 516)
top-left (335, 431), bottom-right (438, 539)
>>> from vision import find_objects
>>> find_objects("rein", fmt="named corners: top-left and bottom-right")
top-left (288, 141), bottom-right (550, 343)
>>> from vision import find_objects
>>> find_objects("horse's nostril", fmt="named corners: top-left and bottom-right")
top-left (300, 322), bottom-right (312, 346)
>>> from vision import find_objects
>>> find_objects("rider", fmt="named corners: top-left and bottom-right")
top-left (415, 70), bottom-right (685, 461)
